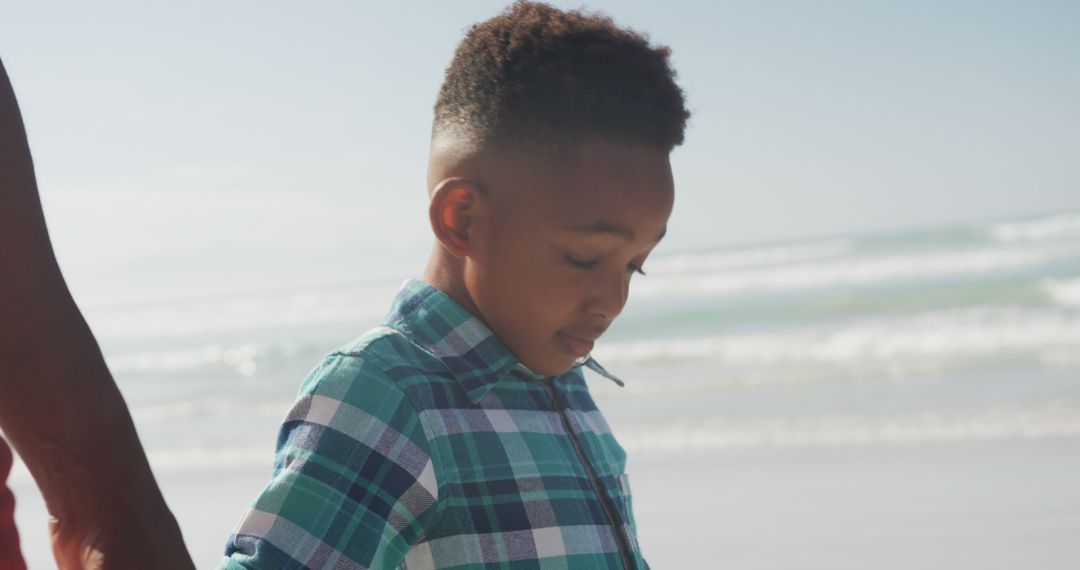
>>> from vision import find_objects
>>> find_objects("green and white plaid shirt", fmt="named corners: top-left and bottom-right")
top-left (221, 279), bottom-right (647, 569)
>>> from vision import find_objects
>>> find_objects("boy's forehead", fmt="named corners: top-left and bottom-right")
top-left (500, 140), bottom-right (673, 196)
top-left (484, 139), bottom-right (674, 234)
top-left (523, 174), bottom-right (674, 242)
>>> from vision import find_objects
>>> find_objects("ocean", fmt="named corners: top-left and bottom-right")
top-left (9, 209), bottom-right (1080, 568)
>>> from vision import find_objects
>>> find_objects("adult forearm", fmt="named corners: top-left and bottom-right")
top-left (1, 58), bottom-right (194, 568)
top-left (1, 314), bottom-right (164, 528)
top-left (2, 330), bottom-right (194, 569)
top-left (0, 51), bottom-right (130, 522)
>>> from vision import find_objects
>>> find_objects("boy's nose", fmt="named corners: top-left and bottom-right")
top-left (588, 270), bottom-right (629, 321)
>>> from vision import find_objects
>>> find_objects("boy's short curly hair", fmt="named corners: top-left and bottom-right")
top-left (433, 1), bottom-right (690, 154)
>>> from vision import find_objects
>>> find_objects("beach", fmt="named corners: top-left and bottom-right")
top-left (12, 435), bottom-right (1080, 568)
top-left (8, 210), bottom-right (1080, 568)
top-left (630, 439), bottom-right (1080, 569)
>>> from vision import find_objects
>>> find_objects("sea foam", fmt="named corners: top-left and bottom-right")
top-left (594, 306), bottom-right (1080, 368)
top-left (987, 212), bottom-right (1080, 243)
top-left (616, 402), bottom-right (1080, 453)
top-left (632, 244), bottom-right (1071, 299)
top-left (1042, 276), bottom-right (1080, 308)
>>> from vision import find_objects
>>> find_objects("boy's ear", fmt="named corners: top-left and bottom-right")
top-left (429, 177), bottom-right (484, 257)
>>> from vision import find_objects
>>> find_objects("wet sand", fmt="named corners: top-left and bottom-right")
top-left (10, 436), bottom-right (1080, 568)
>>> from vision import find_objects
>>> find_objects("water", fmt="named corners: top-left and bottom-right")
top-left (9, 209), bottom-right (1080, 567)
top-left (37, 209), bottom-right (1080, 474)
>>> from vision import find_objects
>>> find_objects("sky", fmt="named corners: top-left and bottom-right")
top-left (1, 0), bottom-right (1078, 307)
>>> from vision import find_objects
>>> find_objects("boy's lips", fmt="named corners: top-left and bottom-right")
top-left (556, 331), bottom-right (596, 358)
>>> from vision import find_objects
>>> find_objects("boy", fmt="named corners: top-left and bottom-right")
top-left (222, 2), bottom-right (688, 568)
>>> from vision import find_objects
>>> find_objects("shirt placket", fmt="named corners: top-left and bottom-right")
top-left (534, 377), bottom-right (637, 570)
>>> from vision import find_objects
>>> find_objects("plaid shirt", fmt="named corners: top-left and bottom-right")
top-left (221, 279), bottom-right (647, 569)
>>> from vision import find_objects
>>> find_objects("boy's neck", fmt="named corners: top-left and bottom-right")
top-left (422, 244), bottom-right (485, 324)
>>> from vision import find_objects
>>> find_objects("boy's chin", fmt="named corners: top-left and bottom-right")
top-left (516, 351), bottom-right (578, 378)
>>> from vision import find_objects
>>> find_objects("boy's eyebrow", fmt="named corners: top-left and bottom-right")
top-left (564, 221), bottom-right (667, 242)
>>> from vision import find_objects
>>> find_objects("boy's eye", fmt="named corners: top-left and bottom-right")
top-left (564, 254), bottom-right (648, 277)
top-left (563, 254), bottom-right (599, 270)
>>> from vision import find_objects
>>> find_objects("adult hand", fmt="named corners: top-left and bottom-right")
top-left (49, 507), bottom-right (191, 570)
top-left (50, 518), bottom-right (107, 569)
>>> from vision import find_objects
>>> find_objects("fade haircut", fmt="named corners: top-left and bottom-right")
top-left (433, 1), bottom-right (690, 154)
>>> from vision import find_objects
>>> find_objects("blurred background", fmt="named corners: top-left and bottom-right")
top-left (2, 1), bottom-right (1079, 568)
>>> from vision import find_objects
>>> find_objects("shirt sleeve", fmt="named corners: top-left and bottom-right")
top-left (221, 352), bottom-right (440, 569)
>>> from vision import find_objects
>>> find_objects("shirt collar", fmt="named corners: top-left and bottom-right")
top-left (383, 279), bottom-right (623, 403)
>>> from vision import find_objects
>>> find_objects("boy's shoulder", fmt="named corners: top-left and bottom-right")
top-left (334, 325), bottom-right (434, 363)
top-left (296, 325), bottom-right (453, 407)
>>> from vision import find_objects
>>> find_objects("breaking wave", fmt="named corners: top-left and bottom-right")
top-left (985, 212), bottom-right (1080, 243)
top-left (645, 240), bottom-right (854, 275)
top-left (617, 402), bottom-right (1080, 453)
top-left (1042, 276), bottom-right (1080, 308)
top-left (594, 306), bottom-right (1080, 367)
top-left (633, 245), bottom-right (1071, 298)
